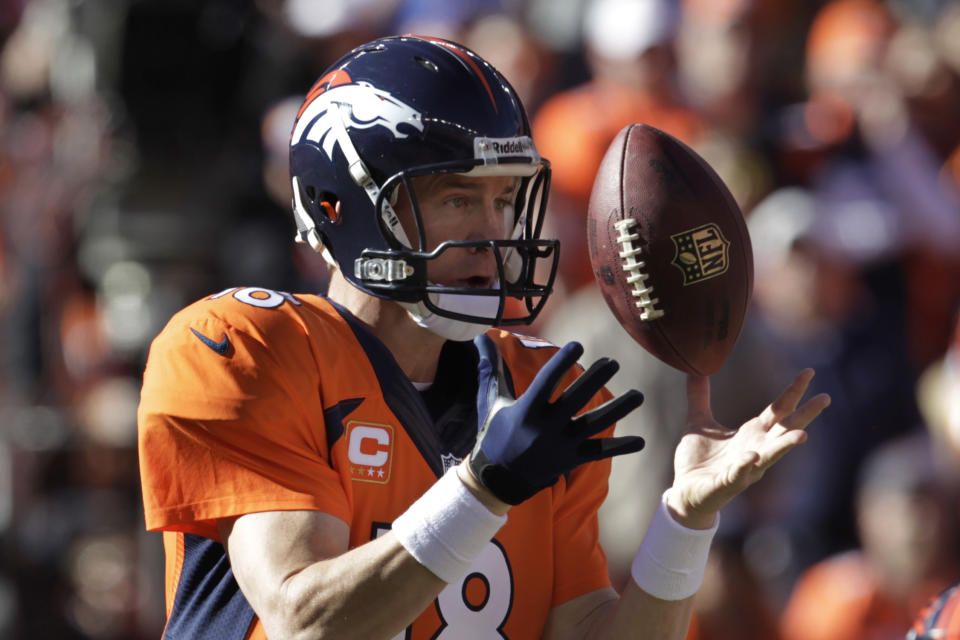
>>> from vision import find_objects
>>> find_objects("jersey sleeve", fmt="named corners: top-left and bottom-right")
top-left (138, 302), bottom-right (350, 541)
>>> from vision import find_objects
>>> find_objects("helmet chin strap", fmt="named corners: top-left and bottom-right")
top-left (399, 291), bottom-right (499, 341)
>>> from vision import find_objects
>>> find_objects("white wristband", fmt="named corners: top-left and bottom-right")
top-left (631, 491), bottom-right (719, 601)
top-left (392, 467), bottom-right (508, 584)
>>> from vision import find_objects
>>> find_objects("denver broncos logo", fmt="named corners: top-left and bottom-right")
top-left (291, 74), bottom-right (424, 160)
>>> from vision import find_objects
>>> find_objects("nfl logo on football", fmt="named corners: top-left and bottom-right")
top-left (670, 223), bottom-right (730, 285)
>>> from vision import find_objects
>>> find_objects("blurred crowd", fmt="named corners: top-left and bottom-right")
top-left (0, 0), bottom-right (959, 638)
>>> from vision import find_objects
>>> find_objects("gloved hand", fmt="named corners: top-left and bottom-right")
top-left (469, 334), bottom-right (645, 505)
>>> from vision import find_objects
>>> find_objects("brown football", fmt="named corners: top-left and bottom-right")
top-left (587, 123), bottom-right (754, 375)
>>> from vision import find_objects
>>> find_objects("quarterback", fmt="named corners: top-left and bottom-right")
top-left (138, 35), bottom-right (830, 639)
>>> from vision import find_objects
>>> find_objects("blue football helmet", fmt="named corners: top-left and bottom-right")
top-left (289, 35), bottom-right (559, 340)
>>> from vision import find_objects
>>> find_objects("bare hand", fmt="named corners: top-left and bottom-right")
top-left (666, 369), bottom-right (831, 529)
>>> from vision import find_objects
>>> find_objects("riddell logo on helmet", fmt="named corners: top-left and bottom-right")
top-left (291, 78), bottom-right (425, 160)
top-left (493, 140), bottom-right (528, 154)
top-left (475, 137), bottom-right (538, 162)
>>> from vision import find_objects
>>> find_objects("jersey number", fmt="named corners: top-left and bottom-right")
top-left (373, 525), bottom-right (514, 639)
top-left (209, 286), bottom-right (301, 309)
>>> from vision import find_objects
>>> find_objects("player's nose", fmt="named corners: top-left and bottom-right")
top-left (465, 200), bottom-right (507, 252)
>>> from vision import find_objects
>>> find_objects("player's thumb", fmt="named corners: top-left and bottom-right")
top-left (474, 333), bottom-right (499, 373)
top-left (474, 333), bottom-right (509, 414)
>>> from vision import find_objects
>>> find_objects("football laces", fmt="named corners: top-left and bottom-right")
top-left (614, 218), bottom-right (664, 321)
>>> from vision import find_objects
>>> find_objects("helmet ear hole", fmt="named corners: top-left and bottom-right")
top-left (321, 201), bottom-right (338, 223)
top-left (319, 192), bottom-right (340, 223)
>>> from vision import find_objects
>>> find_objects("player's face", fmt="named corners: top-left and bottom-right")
top-left (395, 174), bottom-right (518, 287)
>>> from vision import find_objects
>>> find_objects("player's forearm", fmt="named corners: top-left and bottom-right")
top-left (275, 532), bottom-right (445, 640)
top-left (223, 468), bottom-right (510, 639)
top-left (586, 582), bottom-right (696, 640)
top-left (222, 509), bottom-right (447, 640)
top-left (571, 492), bottom-right (717, 640)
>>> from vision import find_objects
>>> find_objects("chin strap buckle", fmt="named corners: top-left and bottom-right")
top-left (355, 257), bottom-right (414, 282)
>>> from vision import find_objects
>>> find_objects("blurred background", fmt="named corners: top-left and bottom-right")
top-left (0, 0), bottom-right (959, 637)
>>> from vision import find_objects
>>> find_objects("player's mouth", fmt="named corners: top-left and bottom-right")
top-left (457, 275), bottom-right (495, 288)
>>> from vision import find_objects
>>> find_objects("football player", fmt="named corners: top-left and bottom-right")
top-left (138, 35), bottom-right (830, 639)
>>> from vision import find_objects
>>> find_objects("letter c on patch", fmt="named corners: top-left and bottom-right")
top-left (348, 425), bottom-right (391, 466)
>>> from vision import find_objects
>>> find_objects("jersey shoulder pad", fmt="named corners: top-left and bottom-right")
top-left (162, 286), bottom-right (341, 340)
top-left (148, 287), bottom-right (348, 371)
top-left (166, 286), bottom-right (307, 330)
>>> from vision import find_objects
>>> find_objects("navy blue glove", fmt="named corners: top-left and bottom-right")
top-left (469, 334), bottom-right (645, 505)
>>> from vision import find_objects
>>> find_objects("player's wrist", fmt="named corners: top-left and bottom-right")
top-left (631, 490), bottom-right (719, 601)
top-left (458, 458), bottom-right (512, 515)
top-left (392, 467), bottom-right (508, 584)
top-left (664, 488), bottom-right (718, 530)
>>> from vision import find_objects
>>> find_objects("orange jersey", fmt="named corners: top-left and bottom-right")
top-left (780, 551), bottom-right (949, 640)
top-left (138, 286), bottom-right (617, 639)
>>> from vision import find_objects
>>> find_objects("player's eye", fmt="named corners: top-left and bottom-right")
top-left (445, 196), bottom-right (468, 208)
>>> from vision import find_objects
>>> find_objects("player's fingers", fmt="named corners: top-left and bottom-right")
top-left (576, 435), bottom-right (645, 462)
top-left (686, 374), bottom-right (712, 421)
top-left (778, 392), bottom-right (832, 431)
top-left (759, 369), bottom-right (815, 427)
top-left (569, 389), bottom-right (644, 437)
top-left (528, 341), bottom-right (585, 404)
top-left (556, 357), bottom-right (619, 415)
top-left (756, 429), bottom-right (808, 470)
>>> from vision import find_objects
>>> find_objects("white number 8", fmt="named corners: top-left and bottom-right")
top-left (434, 540), bottom-right (512, 639)
top-left (376, 524), bottom-right (514, 640)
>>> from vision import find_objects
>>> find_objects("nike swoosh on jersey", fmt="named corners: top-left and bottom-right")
top-left (190, 328), bottom-right (231, 356)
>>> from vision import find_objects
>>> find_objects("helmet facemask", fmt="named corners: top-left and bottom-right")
top-left (356, 160), bottom-right (559, 340)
